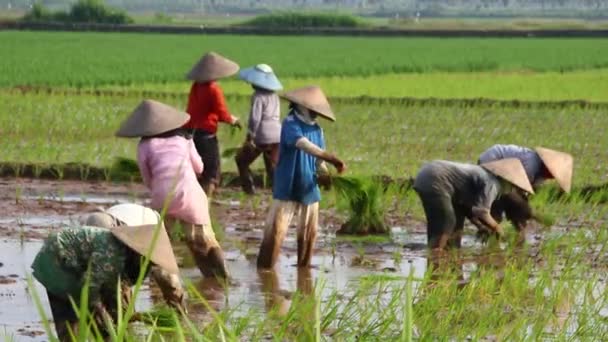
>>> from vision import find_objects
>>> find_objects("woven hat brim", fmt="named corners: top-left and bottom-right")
top-left (111, 224), bottom-right (179, 275)
top-left (116, 99), bottom-right (190, 138)
top-left (535, 147), bottom-right (573, 193)
top-left (186, 52), bottom-right (239, 83)
top-left (239, 67), bottom-right (283, 91)
top-left (106, 204), bottom-right (160, 227)
top-left (481, 158), bottom-right (535, 194)
top-left (280, 90), bottom-right (336, 121)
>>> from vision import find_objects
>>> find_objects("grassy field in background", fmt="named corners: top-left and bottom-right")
top-left (2, 31), bottom-right (608, 87)
top-left (89, 69), bottom-right (608, 102)
top-left (2, 92), bottom-right (607, 185)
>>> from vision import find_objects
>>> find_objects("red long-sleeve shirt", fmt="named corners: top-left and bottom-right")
top-left (184, 81), bottom-right (236, 134)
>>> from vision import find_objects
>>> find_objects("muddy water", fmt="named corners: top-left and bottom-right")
top-left (2, 178), bottom-right (604, 340)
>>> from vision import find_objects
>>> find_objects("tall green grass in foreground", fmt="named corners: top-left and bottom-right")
top-left (27, 208), bottom-right (608, 340)
top-left (2, 31), bottom-right (608, 86)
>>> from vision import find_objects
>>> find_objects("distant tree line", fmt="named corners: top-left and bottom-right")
top-left (2, 0), bottom-right (607, 17)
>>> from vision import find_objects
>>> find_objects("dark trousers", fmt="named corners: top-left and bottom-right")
top-left (235, 143), bottom-right (279, 194)
top-left (192, 130), bottom-right (221, 191)
top-left (490, 190), bottom-right (533, 230)
top-left (47, 284), bottom-right (128, 341)
top-left (415, 189), bottom-right (467, 250)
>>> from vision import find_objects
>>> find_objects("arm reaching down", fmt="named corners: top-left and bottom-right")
top-left (471, 206), bottom-right (504, 236)
top-left (295, 137), bottom-right (346, 174)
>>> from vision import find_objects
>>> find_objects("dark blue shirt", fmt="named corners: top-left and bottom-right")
top-left (272, 113), bottom-right (325, 204)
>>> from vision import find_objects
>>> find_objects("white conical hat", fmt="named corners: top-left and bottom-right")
top-left (111, 224), bottom-right (179, 275)
top-left (534, 147), bottom-right (573, 193)
top-left (481, 158), bottom-right (535, 194)
top-left (106, 203), bottom-right (160, 226)
top-left (116, 99), bottom-right (190, 138)
top-left (281, 85), bottom-right (335, 121)
top-left (186, 51), bottom-right (239, 83)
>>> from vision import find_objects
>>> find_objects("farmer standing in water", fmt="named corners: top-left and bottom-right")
top-left (184, 51), bottom-right (242, 197)
top-left (116, 99), bottom-right (230, 279)
top-left (477, 145), bottom-right (573, 235)
top-left (235, 63), bottom-right (283, 195)
top-left (413, 158), bottom-right (534, 251)
top-left (257, 85), bottom-right (347, 269)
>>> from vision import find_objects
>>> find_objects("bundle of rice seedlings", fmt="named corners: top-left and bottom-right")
top-left (109, 157), bottom-right (140, 181)
top-left (133, 305), bottom-right (179, 329)
top-left (331, 176), bottom-right (388, 235)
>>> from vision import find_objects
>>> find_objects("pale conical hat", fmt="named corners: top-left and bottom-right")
top-left (534, 147), bottom-right (573, 193)
top-left (115, 99), bottom-right (190, 138)
top-left (186, 51), bottom-right (239, 83)
top-left (239, 64), bottom-right (283, 91)
top-left (281, 85), bottom-right (336, 122)
top-left (111, 224), bottom-right (179, 275)
top-left (106, 203), bottom-right (160, 226)
top-left (481, 158), bottom-right (535, 194)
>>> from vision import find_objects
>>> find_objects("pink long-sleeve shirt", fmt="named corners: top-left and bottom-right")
top-left (137, 136), bottom-right (210, 225)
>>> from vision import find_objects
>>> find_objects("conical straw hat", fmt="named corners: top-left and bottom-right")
top-left (534, 147), bottom-right (573, 193)
top-left (106, 203), bottom-right (160, 226)
top-left (186, 51), bottom-right (239, 83)
top-left (85, 212), bottom-right (116, 228)
top-left (481, 158), bottom-right (535, 194)
top-left (111, 224), bottom-right (179, 275)
top-left (238, 64), bottom-right (283, 91)
top-left (281, 85), bottom-right (335, 122)
top-left (115, 99), bottom-right (190, 138)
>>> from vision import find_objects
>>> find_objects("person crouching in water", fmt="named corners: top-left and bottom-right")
top-left (116, 99), bottom-right (229, 279)
top-left (477, 145), bottom-right (573, 236)
top-left (235, 64), bottom-right (283, 195)
top-left (84, 203), bottom-right (187, 312)
top-left (184, 51), bottom-right (242, 197)
top-left (31, 222), bottom-right (179, 341)
top-left (413, 158), bottom-right (534, 251)
top-left (257, 86), bottom-right (347, 269)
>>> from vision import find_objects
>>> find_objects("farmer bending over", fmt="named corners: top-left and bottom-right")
top-left (84, 203), bottom-right (187, 313)
top-left (413, 158), bottom-right (534, 251)
top-left (257, 86), bottom-right (347, 269)
top-left (116, 99), bottom-right (229, 279)
top-left (477, 145), bottom-right (573, 234)
top-left (184, 51), bottom-right (242, 197)
top-left (31, 222), bottom-right (179, 341)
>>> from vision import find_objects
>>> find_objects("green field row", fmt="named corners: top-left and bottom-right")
top-left (2, 31), bottom-right (608, 87)
top-left (89, 69), bottom-right (608, 102)
top-left (2, 92), bottom-right (606, 185)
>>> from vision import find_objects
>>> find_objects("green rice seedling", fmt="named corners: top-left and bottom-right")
top-left (109, 157), bottom-right (140, 182)
top-left (135, 305), bottom-right (179, 329)
top-left (332, 176), bottom-right (389, 235)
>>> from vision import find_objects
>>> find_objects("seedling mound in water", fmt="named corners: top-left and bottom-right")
top-left (332, 176), bottom-right (389, 235)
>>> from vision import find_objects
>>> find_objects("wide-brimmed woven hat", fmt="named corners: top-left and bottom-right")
top-left (111, 224), bottom-right (179, 275)
top-left (115, 99), bottom-right (190, 138)
top-left (85, 203), bottom-right (161, 228)
top-left (186, 51), bottom-right (239, 83)
top-left (281, 85), bottom-right (335, 121)
top-left (239, 64), bottom-right (283, 91)
top-left (534, 147), bottom-right (573, 193)
top-left (481, 158), bottom-right (535, 194)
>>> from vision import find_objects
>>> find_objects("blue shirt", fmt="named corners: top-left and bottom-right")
top-left (273, 113), bottom-right (325, 204)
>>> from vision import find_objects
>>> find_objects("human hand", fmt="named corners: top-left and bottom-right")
top-left (233, 120), bottom-right (243, 130)
top-left (332, 157), bottom-right (347, 174)
top-left (317, 173), bottom-right (332, 190)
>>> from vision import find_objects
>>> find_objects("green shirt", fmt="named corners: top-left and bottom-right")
top-left (31, 226), bottom-right (130, 303)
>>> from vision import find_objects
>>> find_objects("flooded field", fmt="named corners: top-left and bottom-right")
top-left (0, 178), bottom-right (606, 340)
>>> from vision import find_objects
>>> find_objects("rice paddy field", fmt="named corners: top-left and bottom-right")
top-left (0, 29), bottom-right (608, 341)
